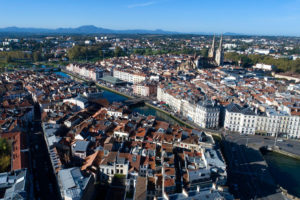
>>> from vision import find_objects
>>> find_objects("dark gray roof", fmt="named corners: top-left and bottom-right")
top-left (226, 103), bottom-right (256, 116)
top-left (198, 100), bottom-right (218, 108)
top-left (241, 107), bottom-right (256, 116)
top-left (73, 140), bottom-right (90, 152)
top-left (116, 156), bottom-right (126, 164)
top-left (226, 103), bottom-right (241, 113)
top-left (1, 169), bottom-right (28, 200)
top-left (59, 167), bottom-right (91, 191)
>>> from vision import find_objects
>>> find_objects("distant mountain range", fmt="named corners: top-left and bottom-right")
top-left (0, 25), bottom-right (178, 35)
top-left (0, 25), bottom-right (243, 35)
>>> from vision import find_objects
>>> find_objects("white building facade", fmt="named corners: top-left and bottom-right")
top-left (113, 69), bottom-right (146, 84)
top-left (225, 103), bottom-right (300, 138)
top-left (157, 87), bottom-right (220, 129)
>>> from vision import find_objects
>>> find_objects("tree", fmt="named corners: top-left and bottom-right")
top-left (99, 50), bottom-right (104, 59)
top-left (114, 46), bottom-right (123, 57)
top-left (68, 45), bottom-right (82, 60)
top-left (5, 55), bottom-right (12, 63)
top-left (200, 48), bottom-right (208, 58)
top-left (33, 51), bottom-right (42, 62)
top-left (145, 48), bottom-right (153, 56)
top-left (0, 138), bottom-right (11, 172)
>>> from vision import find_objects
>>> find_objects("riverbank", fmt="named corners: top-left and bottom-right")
top-left (144, 102), bottom-right (195, 129)
top-left (262, 145), bottom-right (300, 161)
top-left (262, 150), bottom-right (300, 199)
top-left (272, 148), bottom-right (300, 160)
top-left (62, 70), bottom-right (133, 99)
top-left (62, 70), bottom-right (300, 161)
top-left (62, 69), bottom-right (199, 129)
top-left (57, 69), bottom-right (300, 199)
top-left (261, 147), bottom-right (300, 199)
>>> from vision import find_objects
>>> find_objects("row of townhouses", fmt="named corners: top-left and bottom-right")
top-left (157, 85), bottom-right (220, 129)
top-left (113, 68), bottom-right (147, 84)
top-left (66, 63), bottom-right (104, 81)
top-left (224, 103), bottom-right (300, 137)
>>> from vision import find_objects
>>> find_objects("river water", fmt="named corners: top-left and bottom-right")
top-left (54, 71), bottom-right (182, 125)
top-left (263, 151), bottom-right (300, 197)
top-left (55, 71), bottom-right (300, 197)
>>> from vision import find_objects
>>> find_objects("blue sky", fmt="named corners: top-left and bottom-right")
top-left (0, 0), bottom-right (300, 35)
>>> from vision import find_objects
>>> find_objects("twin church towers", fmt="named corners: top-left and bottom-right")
top-left (208, 35), bottom-right (224, 66)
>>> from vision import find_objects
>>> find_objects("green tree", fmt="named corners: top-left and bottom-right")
top-left (200, 48), bottom-right (208, 58)
top-left (33, 51), bottom-right (42, 62)
top-left (114, 46), bottom-right (123, 57)
top-left (68, 45), bottom-right (82, 60)
top-left (0, 138), bottom-right (11, 172)
top-left (145, 48), bottom-right (153, 56)
top-left (5, 55), bottom-right (12, 63)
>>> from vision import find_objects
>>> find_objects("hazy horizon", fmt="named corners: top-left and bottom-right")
top-left (1, 0), bottom-right (300, 36)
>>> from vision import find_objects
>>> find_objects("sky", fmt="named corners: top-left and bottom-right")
top-left (0, 0), bottom-right (300, 35)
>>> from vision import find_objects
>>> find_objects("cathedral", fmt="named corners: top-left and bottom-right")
top-left (177, 54), bottom-right (201, 72)
top-left (208, 35), bottom-right (224, 66)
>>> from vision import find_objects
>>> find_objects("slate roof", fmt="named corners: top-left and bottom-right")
top-left (226, 103), bottom-right (241, 113)
top-left (241, 107), bottom-right (256, 116)
top-left (73, 140), bottom-right (90, 152)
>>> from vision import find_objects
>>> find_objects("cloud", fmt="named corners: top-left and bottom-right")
top-left (128, 1), bottom-right (155, 8)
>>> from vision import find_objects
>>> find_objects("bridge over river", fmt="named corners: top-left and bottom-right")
top-left (123, 98), bottom-right (148, 106)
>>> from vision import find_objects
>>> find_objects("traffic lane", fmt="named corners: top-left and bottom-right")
top-left (225, 134), bottom-right (300, 155)
top-left (30, 133), bottom-right (60, 200)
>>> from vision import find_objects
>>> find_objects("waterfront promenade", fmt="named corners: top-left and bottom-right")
top-left (58, 69), bottom-right (300, 199)
top-left (225, 133), bottom-right (300, 159)
top-left (61, 69), bottom-right (198, 129)
top-left (61, 68), bottom-right (300, 157)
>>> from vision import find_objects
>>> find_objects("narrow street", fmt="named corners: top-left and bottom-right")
top-left (29, 103), bottom-right (61, 200)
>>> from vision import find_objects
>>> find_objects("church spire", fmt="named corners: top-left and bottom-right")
top-left (208, 34), bottom-right (216, 58)
top-left (218, 34), bottom-right (223, 51)
top-left (215, 34), bottom-right (224, 66)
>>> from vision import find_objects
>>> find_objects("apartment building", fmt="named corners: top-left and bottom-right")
top-left (66, 63), bottom-right (103, 81)
top-left (224, 103), bottom-right (256, 135)
top-left (157, 86), bottom-right (182, 112)
top-left (113, 69), bottom-right (146, 84)
top-left (225, 103), bottom-right (300, 138)
top-left (194, 100), bottom-right (220, 129)
top-left (58, 167), bottom-right (94, 200)
top-left (133, 82), bottom-right (157, 97)
top-left (157, 86), bottom-right (220, 129)
top-left (99, 152), bottom-right (129, 183)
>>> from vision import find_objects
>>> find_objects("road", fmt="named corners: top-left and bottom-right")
top-left (29, 103), bottom-right (61, 200)
top-left (222, 133), bottom-right (286, 200)
top-left (225, 133), bottom-right (300, 156)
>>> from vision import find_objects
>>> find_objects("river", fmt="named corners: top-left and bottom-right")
top-left (55, 71), bottom-right (300, 197)
top-left (54, 71), bottom-right (182, 125)
top-left (263, 151), bottom-right (300, 197)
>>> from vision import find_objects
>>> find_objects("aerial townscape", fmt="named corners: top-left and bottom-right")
top-left (0, 1), bottom-right (300, 200)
